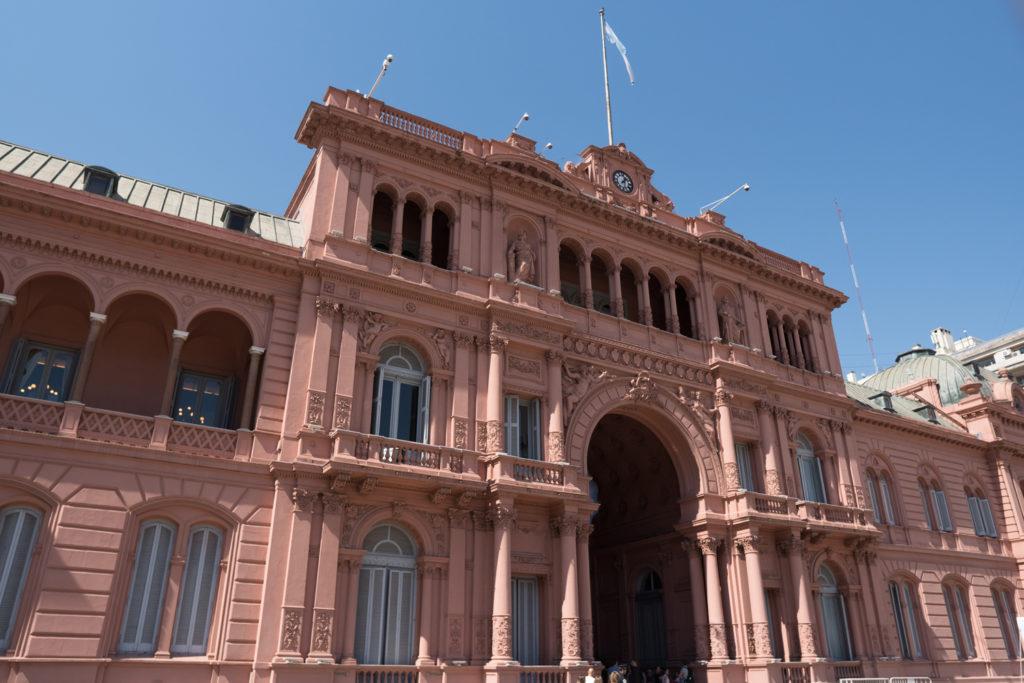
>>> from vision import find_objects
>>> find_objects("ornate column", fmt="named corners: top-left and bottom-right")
top-left (239, 345), bottom-right (265, 430)
top-left (821, 420), bottom-right (849, 505)
top-left (390, 197), bottom-right (406, 255)
top-left (666, 285), bottom-right (679, 333)
top-left (158, 329), bottom-right (189, 416)
top-left (485, 334), bottom-right (507, 453)
top-left (577, 523), bottom-right (595, 662)
top-left (546, 350), bottom-right (565, 461)
top-left (737, 534), bottom-right (771, 658)
top-left (308, 494), bottom-right (345, 662)
top-left (776, 323), bottom-right (790, 364)
top-left (277, 487), bottom-right (318, 660)
top-left (698, 535), bottom-right (728, 661)
top-left (421, 204), bottom-right (434, 264)
top-left (684, 539), bottom-right (710, 661)
top-left (640, 272), bottom-right (653, 326)
top-left (754, 293), bottom-right (772, 355)
top-left (554, 514), bottom-right (581, 664)
top-left (756, 400), bottom-right (783, 496)
top-left (417, 561), bottom-right (437, 664)
top-left (0, 293), bottom-right (15, 331)
top-left (304, 298), bottom-right (337, 431)
top-left (153, 547), bottom-right (188, 657)
top-left (715, 379), bottom-right (740, 492)
top-left (772, 407), bottom-right (796, 496)
top-left (68, 312), bottom-right (106, 402)
top-left (835, 420), bottom-right (863, 508)
top-left (610, 265), bottom-right (624, 318)
top-left (332, 307), bottom-right (362, 432)
top-left (581, 255), bottom-right (594, 309)
top-left (544, 215), bottom-right (559, 294)
top-left (340, 549), bottom-right (367, 663)
top-left (446, 509), bottom-right (470, 660)
top-left (489, 500), bottom-right (516, 663)
top-left (778, 533), bottom-right (817, 659)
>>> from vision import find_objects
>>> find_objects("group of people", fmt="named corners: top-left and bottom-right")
top-left (586, 660), bottom-right (693, 683)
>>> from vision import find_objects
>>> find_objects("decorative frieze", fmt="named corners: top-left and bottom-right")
top-left (508, 355), bottom-right (541, 377)
top-left (562, 335), bottom-right (714, 385)
top-left (291, 488), bottom-right (317, 513)
top-left (491, 615), bottom-right (512, 658)
top-left (358, 312), bottom-right (391, 352)
top-left (305, 390), bottom-right (325, 428)
top-left (548, 432), bottom-right (565, 461)
top-left (332, 395), bottom-right (352, 430)
top-left (279, 607), bottom-right (303, 652)
top-left (625, 371), bottom-right (656, 401)
top-left (311, 608), bottom-right (334, 654)
top-left (561, 617), bottom-right (581, 659)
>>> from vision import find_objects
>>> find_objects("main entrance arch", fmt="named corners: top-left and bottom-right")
top-left (569, 374), bottom-right (721, 669)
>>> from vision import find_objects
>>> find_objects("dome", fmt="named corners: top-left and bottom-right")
top-left (861, 344), bottom-right (995, 406)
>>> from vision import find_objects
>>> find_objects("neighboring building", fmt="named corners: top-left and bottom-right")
top-left (932, 326), bottom-right (1024, 385)
top-left (1, 87), bottom-right (1024, 683)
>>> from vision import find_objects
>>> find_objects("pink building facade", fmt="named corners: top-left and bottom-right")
top-left (1, 88), bottom-right (1023, 683)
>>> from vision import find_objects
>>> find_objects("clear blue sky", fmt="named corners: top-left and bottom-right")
top-left (4, 2), bottom-right (1022, 377)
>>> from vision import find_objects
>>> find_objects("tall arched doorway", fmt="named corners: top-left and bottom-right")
top-left (586, 412), bottom-right (697, 668)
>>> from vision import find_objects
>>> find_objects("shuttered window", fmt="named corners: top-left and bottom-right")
top-left (880, 475), bottom-right (898, 525)
top-left (0, 508), bottom-right (41, 652)
top-left (119, 521), bottom-right (175, 655)
top-left (171, 526), bottom-right (223, 655)
top-left (818, 565), bottom-right (852, 661)
top-left (932, 487), bottom-right (953, 532)
top-left (889, 580), bottom-right (924, 659)
top-left (354, 525), bottom-right (417, 665)
top-left (505, 396), bottom-right (542, 459)
top-left (993, 587), bottom-right (1021, 659)
top-left (943, 583), bottom-right (976, 659)
top-left (796, 434), bottom-right (827, 503)
top-left (512, 576), bottom-right (540, 665)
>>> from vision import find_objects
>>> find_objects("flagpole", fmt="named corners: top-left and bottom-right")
top-left (599, 7), bottom-right (614, 146)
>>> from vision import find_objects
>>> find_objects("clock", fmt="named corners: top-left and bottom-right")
top-left (612, 170), bottom-right (634, 194)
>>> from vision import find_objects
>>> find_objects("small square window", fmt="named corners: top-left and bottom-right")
top-left (172, 371), bottom-right (232, 428)
top-left (221, 205), bottom-right (254, 233)
top-left (4, 340), bottom-right (78, 402)
top-left (82, 166), bottom-right (118, 198)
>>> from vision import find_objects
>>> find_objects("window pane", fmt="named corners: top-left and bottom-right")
top-left (396, 383), bottom-right (419, 441)
top-left (45, 350), bottom-right (75, 401)
top-left (518, 403), bottom-right (531, 458)
top-left (880, 477), bottom-right (897, 525)
top-left (954, 587), bottom-right (976, 657)
top-left (736, 443), bottom-right (755, 491)
top-left (171, 528), bottom-right (223, 655)
top-left (12, 347), bottom-right (49, 398)
top-left (174, 375), bottom-right (202, 424)
top-left (378, 378), bottom-right (394, 437)
top-left (902, 583), bottom-right (924, 659)
top-left (197, 378), bottom-right (223, 426)
top-left (119, 522), bottom-right (174, 655)
top-left (867, 476), bottom-right (882, 524)
top-left (0, 509), bottom-right (40, 651)
top-left (943, 585), bottom-right (965, 659)
top-left (890, 582), bottom-right (911, 659)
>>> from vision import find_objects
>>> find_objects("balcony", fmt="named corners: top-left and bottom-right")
top-left (349, 432), bottom-right (478, 478)
top-left (0, 393), bottom-right (246, 460)
top-left (796, 500), bottom-right (876, 534)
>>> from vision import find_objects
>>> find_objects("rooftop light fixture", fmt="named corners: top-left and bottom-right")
top-left (699, 183), bottom-right (750, 214)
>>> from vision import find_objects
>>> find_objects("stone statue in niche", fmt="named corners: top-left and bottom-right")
top-left (506, 231), bottom-right (536, 284)
top-left (716, 298), bottom-right (747, 345)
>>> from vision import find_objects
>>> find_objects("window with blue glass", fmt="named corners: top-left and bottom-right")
top-left (172, 371), bottom-right (232, 428)
top-left (371, 345), bottom-right (430, 443)
top-left (4, 341), bottom-right (77, 402)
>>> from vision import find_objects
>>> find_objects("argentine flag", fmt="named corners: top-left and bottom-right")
top-left (604, 22), bottom-right (636, 85)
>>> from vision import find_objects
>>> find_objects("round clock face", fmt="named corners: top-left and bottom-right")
top-left (612, 170), bottom-right (635, 194)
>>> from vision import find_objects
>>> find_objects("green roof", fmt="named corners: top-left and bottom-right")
top-left (860, 345), bottom-right (995, 406)
top-left (845, 380), bottom-right (961, 430)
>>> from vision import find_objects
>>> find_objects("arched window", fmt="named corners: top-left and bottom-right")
top-left (866, 469), bottom-right (899, 526)
top-left (648, 276), bottom-right (668, 331)
top-left (620, 266), bottom-right (640, 323)
top-left (992, 584), bottom-right (1021, 659)
top-left (966, 487), bottom-right (997, 538)
top-left (766, 312), bottom-right (783, 361)
top-left (0, 507), bottom-right (41, 652)
top-left (923, 479), bottom-right (953, 532)
top-left (370, 191), bottom-right (394, 252)
top-left (591, 255), bottom-right (613, 315)
top-left (399, 201), bottom-right (423, 260)
top-left (118, 518), bottom-right (225, 657)
top-left (429, 209), bottom-right (451, 270)
top-left (796, 433), bottom-right (827, 503)
top-left (942, 581), bottom-right (976, 659)
top-left (817, 565), bottom-right (853, 661)
top-left (635, 570), bottom-right (667, 665)
top-left (171, 526), bottom-right (224, 655)
top-left (798, 323), bottom-right (817, 372)
top-left (119, 520), bottom-right (176, 655)
top-left (675, 281), bottom-right (696, 338)
top-left (558, 244), bottom-right (583, 307)
top-left (371, 345), bottom-right (430, 444)
top-left (354, 524), bottom-right (417, 664)
top-left (888, 578), bottom-right (925, 659)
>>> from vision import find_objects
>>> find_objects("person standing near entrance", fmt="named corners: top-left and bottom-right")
top-left (627, 661), bottom-right (643, 683)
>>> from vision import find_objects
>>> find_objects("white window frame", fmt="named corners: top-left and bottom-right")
top-left (994, 587), bottom-right (1021, 659)
top-left (505, 395), bottom-right (542, 460)
top-left (372, 346), bottom-right (430, 444)
top-left (796, 434), bottom-right (827, 503)
top-left (867, 473), bottom-right (883, 524)
top-left (943, 583), bottom-right (977, 659)
top-left (354, 525), bottom-right (418, 665)
top-left (818, 566), bottom-right (852, 661)
top-left (880, 474), bottom-right (897, 525)
top-left (0, 507), bottom-right (41, 652)
top-left (889, 580), bottom-right (924, 660)
top-left (512, 576), bottom-right (540, 665)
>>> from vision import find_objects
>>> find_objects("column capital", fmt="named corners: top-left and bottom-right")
top-left (322, 493), bottom-right (346, 514)
top-left (576, 522), bottom-right (594, 541)
top-left (549, 514), bottom-right (578, 537)
top-left (775, 535), bottom-right (804, 556)
top-left (315, 297), bottom-right (338, 318)
top-left (291, 487), bottom-right (318, 513)
top-left (487, 334), bottom-right (509, 354)
top-left (734, 534), bottom-right (761, 553)
top-left (172, 329), bottom-right (190, 341)
top-left (488, 502), bottom-right (516, 530)
top-left (0, 293), bottom-right (16, 306)
top-left (696, 535), bottom-right (721, 555)
top-left (755, 398), bottom-right (771, 413)
top-left (88, 312), bottom-right (108, 324)
top-left (714, 388), bottom-right (733, 407)
top-left (248, 345), bottom-right (266, 356)
top-left (544, 349), bottom-right (564, 363)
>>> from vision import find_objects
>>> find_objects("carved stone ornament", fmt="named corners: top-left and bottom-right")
top-left (764, 468), bottom-right (783, 496)
top-left (314, 297), bottom-right (338, 318)
top-left (562, 362), bottom-right (612, 427)
top-left (797, 623), bottom-right (817, 657)
top-left (333, 396), bottom-right (352, 431)
top-left (695, 624), bottom-right (711, 660)
top-left (358, 312), bottom-right (391, 352)
top-left (430, 487), bottom-right (452, 506)
top-left (448, 615), bottom-right (464, 657)
top-left (548, 431), bottom-right (565, 462)
top-left (291, 488), bottom-right (317, 513)
top-left (306, 390), bottom-right (325, 428)
top-left (311, 608), bottom-right (333, 654)
top-left (724, 462), bottom-right (741, 492)
top-left (492, 615), bottom-right (512, 658)
top-left (485, 420), bottom-right (503, 453)
top-left (431, 328), bottom-right (452, 370)
top-left (358, 477), bottom-right (379, 495)
top-left (752, 622), bottom-right (772, 658)
top-left (561, 617), bottom-right (581, 658)
top-left (279, 607), bottom-right (303, 652)
top-left (322, 493), bottom-right (345, 514)
top-left (452, 417), bottom-right (469, 449)
top-left (488, 503), bottom-right (516, 530)
top-left (508, 355), bottom-right (541, 376)
top-left (487, 333), bottom-right (509, 355)
top-left (625, 371), bottom-right (657, 401)
top-left (696, 536), bottom-right (721, 555)
top-left (785, 412), bottom-right (798, 443)
top-left (735, 535), bottom-right (761, 553)
top-left (550, 514), bottom-right (577, 537)
top-left (817, 418), bottom-right (836, 450)
top-left (709, 623), bottom-right (729, 660)
top-left (677, 386), bottom-right (719, 452)
top-left (506, 231), bottom-right (537, 284)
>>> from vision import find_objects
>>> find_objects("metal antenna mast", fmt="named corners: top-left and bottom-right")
top-left (835, 200), bottom-right (879, 375)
